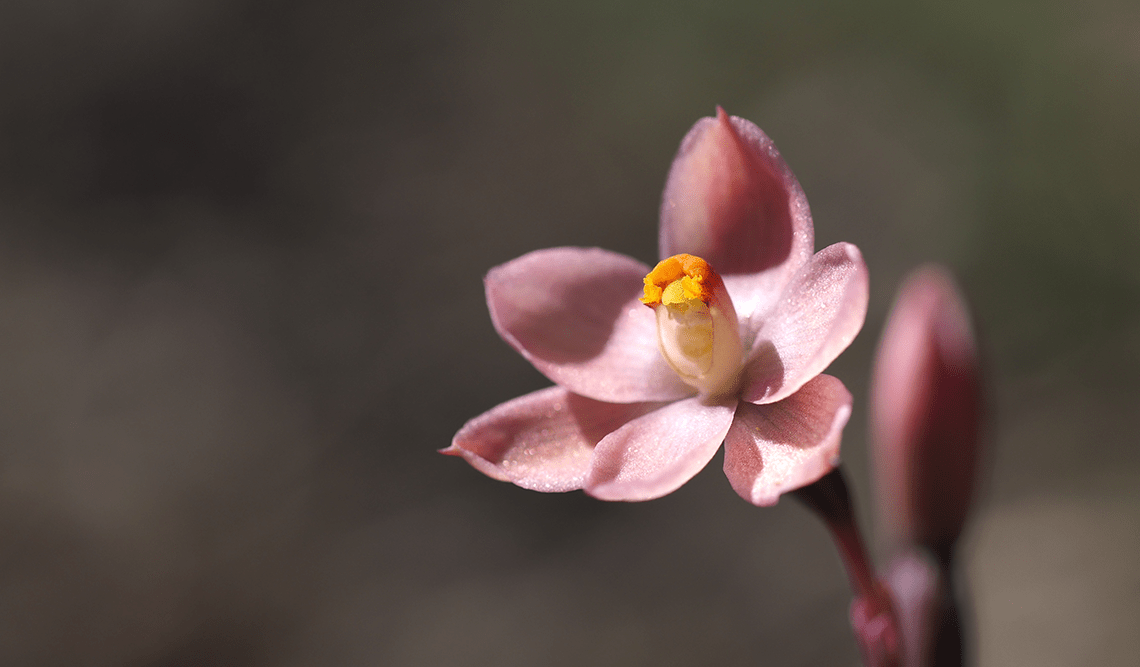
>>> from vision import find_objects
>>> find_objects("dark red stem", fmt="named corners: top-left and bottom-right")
top-left (793, 467), bottom-right (901, 667)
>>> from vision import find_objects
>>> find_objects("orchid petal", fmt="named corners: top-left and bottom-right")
top-left (486, 247), bottom-right (693, 403)
top-left (585, 397), bottom-right (736, 501)
top-left (722, 270), bottom-right (796, 348)
top-left (723, 374), bottom-right (851, 506)
top-left (741, 243), bottom-right (869, 405)
top-left (659, 108), bottom-right (814, 281)
top-left (445, 386), bottom-right (664, 493)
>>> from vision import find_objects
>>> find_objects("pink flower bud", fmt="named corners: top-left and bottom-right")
top-left (870, 266), bottom-right (983, 551)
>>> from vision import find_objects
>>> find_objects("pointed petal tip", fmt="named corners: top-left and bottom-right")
top-left (837, 240), bottom-right (865, 263)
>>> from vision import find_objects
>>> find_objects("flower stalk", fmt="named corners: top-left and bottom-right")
top-left (793, 467), bottom-right (901, 667)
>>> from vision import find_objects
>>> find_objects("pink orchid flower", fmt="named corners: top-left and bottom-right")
top-left (445, 108), bottom-right (869, 505)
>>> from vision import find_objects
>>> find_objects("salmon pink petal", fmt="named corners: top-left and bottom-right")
top-left (444, 386), bottom-right (664, 493)
top-left (741, 243), bottom-right (869, 405)
top-left (486, 247), bottom-right (693, 403)
top-left (659, 108), bottom-right (814, 280)
top-left (722, 270), bottom-right (796, 345)
top-left (585, 397), bottom-right (736, 501)
top-left (723, 374), bottom-right (852, 506)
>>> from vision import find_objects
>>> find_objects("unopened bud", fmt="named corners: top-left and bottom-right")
top-left (870, 266), bottom-right (983, 552)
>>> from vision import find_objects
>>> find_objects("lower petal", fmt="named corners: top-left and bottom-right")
top-left (585, 397), bottom-right (736, 501)
top-left (445, 387), bottom-right (663, 493)
top-left (723, 375), bottom-right (852, 506)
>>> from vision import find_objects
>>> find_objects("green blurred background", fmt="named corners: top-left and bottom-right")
top-left (1, 0), bottom-right (1137, 664)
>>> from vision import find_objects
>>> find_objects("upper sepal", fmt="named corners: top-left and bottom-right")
top-left (659, 108), bottom-right (814, 279)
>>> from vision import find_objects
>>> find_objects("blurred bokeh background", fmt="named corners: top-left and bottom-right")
top-left (2, 0), bottom-right (1138, 664)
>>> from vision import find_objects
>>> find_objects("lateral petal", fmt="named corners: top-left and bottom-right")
top-left (486, 247), bottom-right (692, 403)
top-left (741, 242), bottom-right (869, 405)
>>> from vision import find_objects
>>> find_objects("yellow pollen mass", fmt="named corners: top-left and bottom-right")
top-left (640, 254), bottom-right (714, 306)
top-left (661, 276), bottom-right (704, 306)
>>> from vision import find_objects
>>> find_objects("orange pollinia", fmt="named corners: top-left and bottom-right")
top-left (640, 253), bottom-right (716, 306)
top-left (640, 254), bottom-right (742, 398)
